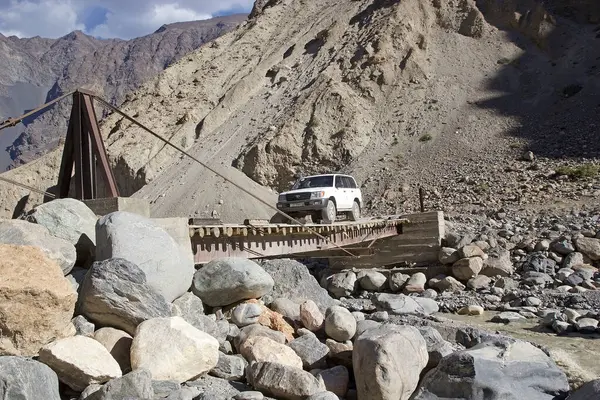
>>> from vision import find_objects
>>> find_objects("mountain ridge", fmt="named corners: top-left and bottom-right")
top-left (0, 14), bottom-right (247, 171)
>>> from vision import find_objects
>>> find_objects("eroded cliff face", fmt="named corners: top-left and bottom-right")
top-left (1, 0), bottom-right (598, 221)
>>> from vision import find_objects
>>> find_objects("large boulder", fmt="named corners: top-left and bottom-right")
top-left (23, 198), bottom-right (97, 266)
top-left (84, 369), bottom-right (154, 400)
top-left (78, 258), bottom-right (171, 335)
top-left (372, 293), bottom-right (425, 315)
top-left (411, 340), bottom-right (570, 400)
top-left (193, 258), bottom-right (274, 307)
top-left (0, 244), bottom-right (77, 356)
top-left (130, 316), bottom-right (219, 383)
top-left (95, 211), bottom-right (194, 302)
top-left (0, 219), bottom-right (76, 274)
top-left (260, 259), bottom-right (336, 312)
top-left (38, 336), bottom-right (122, 391)
top-left (0, 356), bottom-right (61, 400)
top-left (247, 362), bottom-right (325, 400)
top-left (353, 325), bottom-right (428, 400)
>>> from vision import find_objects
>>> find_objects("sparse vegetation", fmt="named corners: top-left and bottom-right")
top-left (419, 133), bottom-right (432, 142)
top-left (555, 163), bottom-right (599, 179)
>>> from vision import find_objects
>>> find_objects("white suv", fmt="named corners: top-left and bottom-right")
top-left (275, 174), bottom-right (363, 224)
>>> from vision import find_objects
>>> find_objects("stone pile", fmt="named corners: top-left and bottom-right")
top-left (0, 198), bottom-right (598, 400)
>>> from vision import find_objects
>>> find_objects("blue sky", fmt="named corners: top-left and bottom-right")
top-left (0, 0), bottom-right (254, 39)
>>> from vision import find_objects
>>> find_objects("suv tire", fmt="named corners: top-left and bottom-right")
top-left (349, 200), bottom-right (360, 221)
top-left (321, 199), bottom-right (337, 224)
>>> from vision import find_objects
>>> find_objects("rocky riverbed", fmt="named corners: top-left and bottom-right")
top-left (0, 198), bottom-right (599, 399)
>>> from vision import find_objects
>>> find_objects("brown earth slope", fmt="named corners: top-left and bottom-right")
top-left (0, 0), bottom-right (598, 222)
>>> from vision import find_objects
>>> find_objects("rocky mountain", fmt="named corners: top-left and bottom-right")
top-left (0, 0), bottom-right (599, 222)
top-left (0, 14), bottom-right (247, 171)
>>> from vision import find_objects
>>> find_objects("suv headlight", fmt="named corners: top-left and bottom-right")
top-left (278, 194), bottom-right (286, 202)
top-left (310, 191), bottom-right (325, 199)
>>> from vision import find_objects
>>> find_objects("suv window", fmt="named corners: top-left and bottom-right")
top-left (292, 175), bottom-right (334, 189)
top-left (335, 176), bottom-right (345, 188)
top-left (346, 176), bottom-right (357, 189)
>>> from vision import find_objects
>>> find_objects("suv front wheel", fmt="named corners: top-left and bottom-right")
top-left (321, 199), bottom-right (337, 224)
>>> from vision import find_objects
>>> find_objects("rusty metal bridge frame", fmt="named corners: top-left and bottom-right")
top-left (0, 88), bottom-right (444, 265)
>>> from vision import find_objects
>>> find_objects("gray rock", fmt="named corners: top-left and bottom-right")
top-left (306, 392), bottom-right (339, 400)
top-left (524, 297), bottom-right (542, 307)
top-left (327, 272), bottom-right (357, 299)
top-left (563, 252), bottom-right (586, 269)
top-left (413, 298), bottom-right (439, 315)
top-left (370, 311), bottom-right (389, 321)
top-left (460, 244), bottom-right (485, 258)
top-left (0, 356), bottom-right (61, 400)
top-left (568, 379), bottom-right (600, 400)
top-left (438, 247), bottom-right (459, 264)
top-left (521, 252), bottom-right (557, 276)
top-left (358, 271), bottom-right (387, 291)
top-left (422, 289), bottom-right (438, 299)
top-left (152, 380), bottom-right (181, 398)
top-left (171, 295), bottom-right (221, 340)
top-left (186, 375), bottom-right (251, 398)
top-left (372, 293), bottom-right (425, 315)
top-left (247, 362), bottom-right (324, 400)
top-left (467, 275), bottom-right (491, 290)
top-left (324, 306), bottom-right (356, 342)
top-left (522, 271), bottom-right (553, 287)
top-left (404, 272), bottom-right (427, 293)
top-left (172, 292), bottom-right (205, 315)
top-left (289, 333), bottom-right (329, 369)
top-left (354, 324), bottom-right (428, 400)
top-left (234, 392), bottom-right (265, 400)
top-left (210, 352), bottom-right (247, 380)
top-left (428, 275), bottom-right (465, 292)
top-left (260, 259), bottom-right (336, 313)
top-left (96, 212), bottom-right (194, 302)
top-left (72, 315), bottom-right (95, 337)
top-left (0, 219), bottom-right (76, 274)
top-left (84, 369), bottom-right (154, 400)
top-left (232, 303), bottom-right (263, 327)
top-left (417, 326), bottom-right (456, 370)
top-left (452, 257), bottom-right (483, 281)
top-left (574, 237), bottom-right (600, 260)
top-left (24, 198), bottom-right (97, 266)
top-left (193, 258), bottom-right (274, 307)
top-left (315, 366), bottom-right (349, 398)
top-left (480, 248), bottom-right (513, 277)
top-left (551, 320), bottom-right (572, 334)
top-left (491, 312), bottom-right (527, 324)
top-left (270, 298), bottom-right (301, 322)
top-left (325, 339), bottom-right (353, 369)
top-left (234, 324), bottom-right (286, 352)
top-left (79, 258), bottom-right (171, 335)
top-left (388, 272), bottom-right (410, 292)
top-left (574, 317), bottom-right (599, 333)
top-left (164, 386), bottom-right (202, 399)
top-left (551, 239), bottom-right (575, 255)
top-left (411, 340), bottom-right (570, 400)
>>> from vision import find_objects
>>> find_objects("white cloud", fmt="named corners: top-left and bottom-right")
top-left (0, 0), bottom-right (85, 38)
top-left (0, 0), bottom-right (254, 39)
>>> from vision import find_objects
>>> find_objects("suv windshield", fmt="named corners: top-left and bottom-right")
top-left (292, 175), bottom-right (334, 189)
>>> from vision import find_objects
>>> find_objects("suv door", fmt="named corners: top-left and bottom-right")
top-left (334, 175), bottom-right (350, 210)
top-left (346, 176), bottom-right (361, 205)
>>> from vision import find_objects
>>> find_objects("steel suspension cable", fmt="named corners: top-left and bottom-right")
top-left (0, 176), bottom-right (56, 198)
top-left (0, 91), bottom-right (76, 132)
top-left (92, 95), bottom-right (357, 258)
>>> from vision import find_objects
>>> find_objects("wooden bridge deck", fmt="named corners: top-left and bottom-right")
top-left (189, 211), bottom-right (444, 266)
